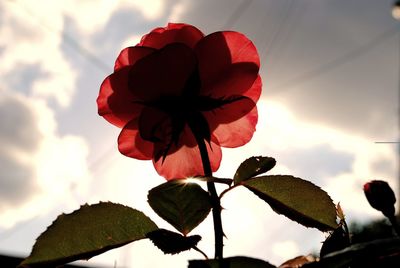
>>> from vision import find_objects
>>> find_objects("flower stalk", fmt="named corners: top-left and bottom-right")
top-left (388, 215), bottom-right (400, 236)
top-left (195, 136), bottom-right (224, 260)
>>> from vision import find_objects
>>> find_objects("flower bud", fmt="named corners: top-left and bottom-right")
top-left (363, 180), bottom-right (396, 218)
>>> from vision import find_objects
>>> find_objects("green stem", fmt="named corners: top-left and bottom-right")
top-left (388, 215), bottom-right (400, 236)
top-left (193, 246), bottom-right (209, 260)
top-left (196, 138), bottom-right (224, 260)
top-left (219, 184), bottom-right (240, 199)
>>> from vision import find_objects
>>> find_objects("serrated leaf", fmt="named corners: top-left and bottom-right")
top-left (19, 202), bottom-right (158, 267)
top-left (336, 203), bottom-right (345, 221)
top-left (189, 256), bottom-right (276, 268)
top-left (320, 225), bottom-right (350, 257)
top-left (242, 175), bottom-right (338, 231)
top-left (148, 180), bottom-right (212, 235)
top-left (234, 156), bottom-right (276, 184)
top-left (147, 229), bottom-right (201, 255)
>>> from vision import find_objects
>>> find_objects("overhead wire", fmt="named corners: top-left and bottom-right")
top-left (263, 2), bottom-right (307, 78)
top-left (261, 0), bottom-right (294, 66)
top-left (222, 0), bottom-right (254, 29)
top-left (6, 0), bottom-right (111, 73)
top-left (269, 24), bottom-right (400, 94)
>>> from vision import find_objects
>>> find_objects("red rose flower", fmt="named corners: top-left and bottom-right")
top-left (97, 23), bottom-right (261, 180)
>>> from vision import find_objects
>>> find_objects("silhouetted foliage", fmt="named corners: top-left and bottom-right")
top-left (349, 216), bottom-right (399, 244)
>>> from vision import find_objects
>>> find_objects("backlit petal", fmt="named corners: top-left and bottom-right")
top-left (204, 96), bottom-right (256, 125)
top-left (245, 75), bottom-right (262, 102)
top-left (195, 31), bottom-right (260, 98)
top-left (153, 125), bottom-right (221, 180)
top-left (114, 46), bottom-right (155, 71)
top-left (200, 63), bottom-right (259, 99)
top-left (139, 23), bottom-right (204, 49)
top-left (205, 106), bottom-right (258, 147)
top-left (97, 67), bottom-right (143, 128)
top-left (118, 119), bottom-right (154, 160)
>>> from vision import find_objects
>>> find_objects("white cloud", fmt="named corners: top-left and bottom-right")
top-left (127, 0), bottom-right (166, 21)
top-left (272, 240), bottom-right (300, 261)
top-left (0, 0), bottom-right (170, 107)
top-left (60, 0), bottom-right (165, 34)
top-left (0, 1), bottom-right (77, 107)
top-left (4, 0), bottom-right (166, 36)
top-left (0, 89), bottom-right (91, 228)
top-left (119, 34), bottom-right (143, 50)
top-left (168, 1), bottom-right (187, 22)
top-left (35, 135), bottom-right (91, 200)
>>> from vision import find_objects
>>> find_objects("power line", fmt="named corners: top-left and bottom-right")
top-left (222, 0), bottom-right (254, 29)
top-left (61, 33), bottom-right (111, 72)
top-left (6, 0), bottom-right (110, 73)
top-left (263, 2), bottom-right (306, 77)
top-left (261, 0), bottom-right (295, 63)
top-left (270, 24), bottom-right (400, 94)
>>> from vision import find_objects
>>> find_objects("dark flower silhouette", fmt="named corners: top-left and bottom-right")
top-left (97, 23), bottom-right (261, 179)
top-left (364, 180), bottom-right (396, 217)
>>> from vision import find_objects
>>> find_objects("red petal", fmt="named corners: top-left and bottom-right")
top-left (206, 106), bottom-right (258, 148)
top-left (139, 23), bottom-right (204, 49)
top-left (207, 96), bottom-right (256, 124)
top-left (153, 125), bottom-right (221, 180)
top-left (201, 63), bottom-right (259, 99)
top-left (97, 67), bottom-right (143, 128)
top-left (114, 46), bottom-right (155, 71)
top-left (195, 31), bottom-right (260, 98)
top-left (203, 97), bottom-right (257, 147)
top-left (118, 119), bottom-right (154, 160)
top-left (245, 75), bottom-right (262, 102)
top-left (128, 43), bottom-right (197, 101)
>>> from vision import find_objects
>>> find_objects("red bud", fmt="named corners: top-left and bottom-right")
top-left (363, 180), bottom-right (396, 217)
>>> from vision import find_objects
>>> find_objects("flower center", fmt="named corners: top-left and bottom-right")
top-left (138, 64), bottom-right (249, 162)
top-left (139, 67), bottom-right (217, 161)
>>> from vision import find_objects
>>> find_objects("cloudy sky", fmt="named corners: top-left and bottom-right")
top-left (0, 0), bottom-right (399, 267)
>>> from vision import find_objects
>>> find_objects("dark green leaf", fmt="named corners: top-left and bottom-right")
top-left (189, 256), bottom-right (276, 268)
top-left (234, 156), bottom-right (276, 184)
top-left (147, 229), bottom-right (201, 255)
top-left (19, 202), bottom-right (158, 268)
top-left (303, 237), bottom-right (400, 268)
top-left (148, 180), bottom-right (212, 235)
top-left (242, 175), bottom-right (338, 231)
top-left (320, 205), bottom-right (350, 258)
top-left (320, 225), bottom-right (351, 257)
